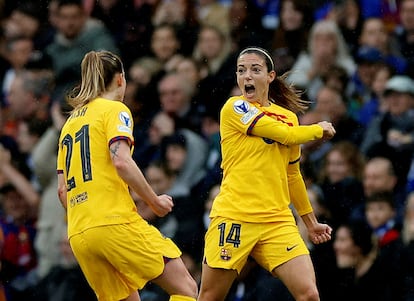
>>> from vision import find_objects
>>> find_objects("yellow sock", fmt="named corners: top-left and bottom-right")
top-left (170, 295), bottom-right (196, 301)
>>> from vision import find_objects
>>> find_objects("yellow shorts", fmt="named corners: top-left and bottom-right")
top-left (69, 218), bottom-right (181, 301)
top-left (204, 216), bottom-right (308, 274)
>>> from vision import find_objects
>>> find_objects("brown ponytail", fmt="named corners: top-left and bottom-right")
top-left (269, 74), bottom-right (309, 114)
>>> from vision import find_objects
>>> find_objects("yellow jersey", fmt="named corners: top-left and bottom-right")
top-left (57, 98), bottom-right (140, 238)
top-left (210, 96), bottom-right (322, 223)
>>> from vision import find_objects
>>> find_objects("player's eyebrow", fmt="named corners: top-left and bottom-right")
top-left (237, 63), bottom-right (264, 68)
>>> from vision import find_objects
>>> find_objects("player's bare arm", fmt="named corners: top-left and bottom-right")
top-left (110, 139), bottom-right (174, 217)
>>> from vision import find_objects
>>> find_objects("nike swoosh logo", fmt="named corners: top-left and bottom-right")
top-left (286, 244), bottom-right (298, 251)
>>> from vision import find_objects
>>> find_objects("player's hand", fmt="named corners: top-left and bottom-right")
top-left (308, 222), bottom-right (332, 245)
top-left (151, 194), bottom-right (174, 217)
top-left (318, 121), bottom-right (336, 140)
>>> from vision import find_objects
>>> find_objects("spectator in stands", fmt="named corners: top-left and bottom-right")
top-left (193, 24), bottom-right (237, 114)
top-left (149, 24), bottom-right (183, 73)
top-left (133, 111), bottom-right (175, 170)
top-left (229, 0), bottom-right (269, 51)
top-left (314, 85), bottom-right (364, 145)
top-left (193, 106), bottom-right (222, 201)
top-left (359, 0), bottom-right (400, 30)
top-left (152, 0), bottom-right (200, 56)
top-left (358, 17), bottom-right (407, 74)
top-left (393, 0), bottom-right (414, 78)
top-left (15, 117), bottom-right (50, 187)
top-left (157, 72), bottom-right (203, 133)
top-left (361, 75), bottom-right (414, 187)
top-left (270, 0), bottom-right (313, 75)
top-left (357, 62), bottom-right (395, 127)
top-left (137, 161), bottom-right (177, 237)
top-left (202, 184), bottom-right (220, 230)
top-left (195, 0), bottom-right (230, 35)
top-left (87, 0), bottom-right (135, 47)
top-left (159, 130), bottom-right (208, 199)
top-left (328, 0), bottom-right (363, 57)
top-left (299, 110), bottom-right (333, 176)
top-left (6, 69), bottom-right (53, 123)
top-left (363, 156), bottom-right (406, 223)
top-left (128, 57), bottom-right (163, 89)
top-left (45, 0), bottom-right (119, 104)
top-left (365, 191), bottom-right (400, 248)
top-left (1, 36), bottom-right (34, 104)
top-left (318, 141), bottom-right (366, 228)
top-left (0, 184), bottom-right (37, 301)
top-left (287, 19), bottom-right (356, 102)
top-left (84, 0), bottom-right (155, 69)
top-left (0, 144), bottom-right (40, 219)
top-left (332, 220), bottom-right (403, 301)
top-left (31, 103), bottom-right (68, 281)
top-left (320, 64), bottom-right (350, 101)
top-left (400, 191), bottom-right (414, 300)
top-left (2, 1), bottom-right (52, 51)
top-left (177, 56), bottom-right (205, 83)
top-left (161, 137), bottom-right (206, 262)
top-left (347, 45), bottom-right (385, 113)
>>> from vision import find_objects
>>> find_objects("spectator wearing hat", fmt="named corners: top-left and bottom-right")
top-left (356, 62), bottom-right (395, 127)
top-left (361, 75), bottom-right (414, 188)
top-left (358, 17), bottom-right (407, 74)
top-left (347, 45), bottom-right (385, 114)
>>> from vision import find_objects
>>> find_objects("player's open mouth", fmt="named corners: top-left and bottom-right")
top-left (245, 84), bottom-right (255, 96)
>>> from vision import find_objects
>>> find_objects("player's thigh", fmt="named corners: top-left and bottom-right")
top-left (198, 263), bottom-right (238, 301)
top-left (272, 254), bottom-right (318, 300)
top-left (151, 257), bottom-right (198, 298)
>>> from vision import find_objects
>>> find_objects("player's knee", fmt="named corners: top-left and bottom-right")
top-left (297, 286), bottom-right (319, 301)
top-left (178, 274), bottom-right (198, 299)
top-left (188, 276), bottom-right (198, 298)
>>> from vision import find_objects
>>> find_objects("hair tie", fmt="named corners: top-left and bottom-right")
top-left (240, 47), bottom-right (274, 71)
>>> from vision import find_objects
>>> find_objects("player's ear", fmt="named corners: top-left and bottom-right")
top-left (268, 70), bottom-right (276, 84)
top-left (116, 72), bottom-right (125, 87)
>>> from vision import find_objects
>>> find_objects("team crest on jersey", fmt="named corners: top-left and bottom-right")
top-left (233, 100), bottom-right (249, 114)
top-left (220, 248), bottom-right (232, 261)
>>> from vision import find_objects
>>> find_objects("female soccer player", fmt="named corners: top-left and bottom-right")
top-left (57, 50), bottom-right (197, 301)
top-left (198, 47), bottom-right (335, 301)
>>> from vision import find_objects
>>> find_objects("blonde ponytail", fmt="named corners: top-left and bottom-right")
top-left (66, 51), bottom-right (123, 110)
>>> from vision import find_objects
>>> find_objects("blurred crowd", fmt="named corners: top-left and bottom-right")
top-left (0, 0), bottom-right (414, 300)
